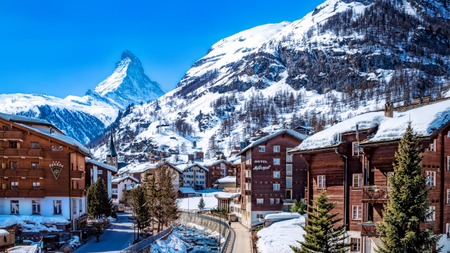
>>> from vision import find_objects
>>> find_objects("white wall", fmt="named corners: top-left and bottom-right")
top-left (113, 179), bottom-right (136, 203)
top-left (182, 166), bottom-right (207, 189)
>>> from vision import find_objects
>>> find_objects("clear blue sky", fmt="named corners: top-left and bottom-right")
top-left (0, 0), bottom-right (323, 97)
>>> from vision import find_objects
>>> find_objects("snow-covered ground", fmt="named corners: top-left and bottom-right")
top-left (0, 215), bottom-right (67, 232)
top-left (184, 223), bottom-right (225, 244)
top-left (257, 216), bottom-right (306, 253)
top-left (149, 233), bottom-right (190, 253)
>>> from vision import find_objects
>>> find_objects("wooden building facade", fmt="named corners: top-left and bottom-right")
top-left (205, 160), bottom-right (235, 188)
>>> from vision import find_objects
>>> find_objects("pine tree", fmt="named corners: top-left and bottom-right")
top-left (130, 186), bottom-right (150, 236)
top-left (290, 191), bottom-right (352, 253)
top-left (198, 197), bottom-right (205, 211)
top-left (376, 124), bottom-right (442, 253)
top-left (291, 199), bottom-right (307, 215)
top-left (87, 178), bottom-right (112, 220)
top-left (159, 169), bottom-right (179, 231)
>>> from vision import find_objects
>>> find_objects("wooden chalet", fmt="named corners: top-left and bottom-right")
top-left (289, 101), bottom-right (450, 252)
top-left (205, 159), bottom-right (235, 188)
top-left (237, 129), bottom-right (308, 229)
top-left (0, 113), bottom-right (90, 231)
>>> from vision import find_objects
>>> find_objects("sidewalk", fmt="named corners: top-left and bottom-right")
top-left (225, 222), bottom-right (252, 253)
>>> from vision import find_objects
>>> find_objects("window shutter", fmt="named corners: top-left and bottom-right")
top-left (17, 143), bottom-right (20, 149)
top-left (1, 163), bottom-right (5, 169)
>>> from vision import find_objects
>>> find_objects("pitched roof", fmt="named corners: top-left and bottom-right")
top-left (0, 112), bottom-right (52, 126)
top-left (179, 187), bottom-right (196, 194)
top-left (86, 158), bottom-right (117, 173)
top-left (215, 176), bottom-right (236, 184)
top-left (176, 163), bottom-right (209, 172)
top-left (111, 175), bottom-right (139, 183)
top-left (237, 129), bottom-right (308, 156)
top-left (205, 159), bottom-right (233, 167)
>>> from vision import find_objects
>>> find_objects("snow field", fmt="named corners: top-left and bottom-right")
top-left (257, 217), bottom-right (306, 253)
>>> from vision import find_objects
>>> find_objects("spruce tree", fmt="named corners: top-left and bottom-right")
top-left (130, 186), bottom-right (150, 236)
top-left (290, 191), bottom-right (352, 253)
top-left (198, 196), bottom-right (205, 211)
top-left (376, 124), bottom-right (442, 253)
top-left (160, 170), bottom-right (179, 230)
top-left (291, 199), bottom-right (307, 215)
top-left (96, 178), bottom-right (113, 218)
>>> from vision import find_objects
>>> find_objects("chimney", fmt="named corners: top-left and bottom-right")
top-left (384, 102), bottom-right (394, 118)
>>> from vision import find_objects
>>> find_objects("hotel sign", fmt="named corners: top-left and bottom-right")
top-left (253, 165), bottom-right (271, 170)
top-left (50, 161), bottom-right (63, 180)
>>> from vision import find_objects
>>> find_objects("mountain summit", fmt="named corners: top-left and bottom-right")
top-left (93, 50), bottom-right (165, 109)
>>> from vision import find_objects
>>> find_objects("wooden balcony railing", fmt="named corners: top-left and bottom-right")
top-left (245, 190), bottom-right (251, 195)
top-left (71, 189), bottom-right (85, 197)
top-left (0, 148), bottom-right (43, 158)
top-left (359, 222), bottom-right (380, 237)
top-left (0, 169), bottom-right (44, 178)
top-left (245, 177), bottom-right (251, 183)
top-left (71, 170), bottom-right (83, 180)
top-left (0, 131), bottom-right (23, 140)
top-left (362, 186), bottom-right (390, 203)
top-left (2, 190), bottom-right (44, 198)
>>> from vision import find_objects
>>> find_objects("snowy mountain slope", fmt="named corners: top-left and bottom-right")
top-left (90, 0), bottom-right (450, 163)
top-left (0, 51), bottom-right (165, 144)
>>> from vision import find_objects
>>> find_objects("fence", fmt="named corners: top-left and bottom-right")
top-left (178, 212), bottom-right (231, 253)
top-left (119, 226), bottom-right (173, 253)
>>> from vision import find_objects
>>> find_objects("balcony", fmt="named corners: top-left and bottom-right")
top-left (359, 222), bottom-right (380, 237)
top-left (4, 190), bottom-right (39, 197)
top-left (0, 148), bottom-right (43, 159)
top-left (0, 169), bottom-right (44, 178)
top-left (71, 170), bottom-right (83, 180)
top-left (362, 186), bottom-right (390, 203)
top-left (245, 177), bottom-right (251, 183)
top-left (0, 131), bottom-right (23, 141)
top-left (72, 189), bottom-right (85, 197)
top-left (245, 190), bottom-right (251, 195)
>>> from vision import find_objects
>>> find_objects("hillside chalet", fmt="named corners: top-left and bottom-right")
top-left (237, 129), bottom-right (308, 229)
top-left (0, 113), bottom-right (90, 231)
top-left (289, 100), bottom-right (450, 252)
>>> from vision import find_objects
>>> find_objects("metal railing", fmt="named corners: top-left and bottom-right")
top-left (119, 226), bottom-right (173, 253)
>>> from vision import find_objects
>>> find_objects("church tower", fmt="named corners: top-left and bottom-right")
top-left (106, 135), bottom-right (118, 169)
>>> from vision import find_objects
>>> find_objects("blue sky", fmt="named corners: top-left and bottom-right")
top-left (0, 0), bottom-right (323, 97)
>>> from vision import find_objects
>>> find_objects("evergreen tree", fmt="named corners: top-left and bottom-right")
top-left (376, 124), bottom-right (442, 253)
top-left (130, 186), bottom-right (150, 236)
top-left (291, 199), bottom-right (307, 215)
top-left (159, 170), bottom-right (179, 231)
top-left (198, 196), bottom-right (205, 211)
top-left (143, 172), bottom-right (160, 233)
top-left (87, 178), bottom-right (112, 220)
top-left (290, 191), bottom-right (352, 253)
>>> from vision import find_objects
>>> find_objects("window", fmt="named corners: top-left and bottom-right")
top-left (32, 201), bottom-right (40, 214)
top-left (32, 182), bottom-right (40, 190)
top-left (427, 206), bottom-right (436, 222)
top-left (353, 174), bottom-right (362, 188)
top-left (59, 146), bottom-right (63, 151)
top-left (352, 142), bottom-right (362, 156)
top-left (11, 200), bottom-right (19, 214)
top-left (3, 126), bottom-right (8, 131)
top-left (273, 184), bottom-right (280, 191)
top-left (273, 158), bottom-right (280, 165)
top-left (426, 171), bottom-right (436, 187)
top-left (53, 200), bottom-right (62, 215)
top-left (270, 198), bottom-right (274, 204)
top-left (286, 148), bottom-right (293, 162)
top-left (31, 162), bottom-right (39, 170)
top-left (428, 139), bottom-right (437, 152)
top-left (276, 198), bottom-right (280, 204)
top-left (259, 146), bottom-right (265, 152)
top-left (350, 238), bottom-right (361, 252)
top-left (387, 172), bottom-right (395, 187)
top-left (446, 223), bottom-right (450, 238)
top-left (256, 213), bottom-right (263, 218)
top-left (317, 175), bottom-right (326, 189)
top-left (10, 182), bottom-right (18, 190)
top-left (10, 162), bottom-right (18, 169)
top-left (286, 189), bottom-right (292, 199)
top-left (52, 146), bottom-right (63, 151)
top-left (273, 171), bottom-right (280, 178)
top-left (257, 198), bottom-right (264, 204)
top-left (273, 146), bottom-right (280, 152)
top-left (448, 156), bottom-right (450, 171)
top-left (286, 177), bottom-right (292, 189)
top-left (286, 164), bottom-right (292, 176)
top-left (246, 183), bottom-right (251, 190)
top-left (9, 141), bottom-right (17, 148)
top-left (97, 170), bottom-right (103, 175)
top-left (352, 206), bottom-right (362, 220)
top-left (447, 189), bottom-right (450, 204)
top-left (31, 142), bottom-right (39, 149)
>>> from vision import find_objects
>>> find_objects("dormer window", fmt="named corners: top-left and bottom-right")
top-left (427, 140), bottom-right (437, 152)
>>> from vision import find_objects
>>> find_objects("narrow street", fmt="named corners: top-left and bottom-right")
top-left (225, 222), bottom-right (252, 253)
top-left (74, 213), bottom-right (134, 253)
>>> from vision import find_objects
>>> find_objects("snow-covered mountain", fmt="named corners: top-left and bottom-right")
top-left (0, 51), bottom-right (165, 144)
top-left (90, 0), bottom-right (450, 163)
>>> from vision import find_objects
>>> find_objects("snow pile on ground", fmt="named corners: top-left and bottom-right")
top-left (150, 233), bottom-right (190, 253)
top-left (215, 176), bottom-right (236, 184)
top-left (177, 196), bottom-right (217, 211)
top-left (0, 215), bottom-right (67, 232)
top-left (6, 245), bottom-right (38, 253)
top-left (184, 223), bottom-right (225, 244)
top-left (264, 212), bottom-right (301, 220)
top-left (68, 236), bottom-right (81, 248)
top-left (257, 216), bottom-right (306, 253)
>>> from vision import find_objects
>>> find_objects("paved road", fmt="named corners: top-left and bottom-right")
top-left (225, 222), bottom-right (252, 253)
top-left (74, 213), bottom-right (134, 253)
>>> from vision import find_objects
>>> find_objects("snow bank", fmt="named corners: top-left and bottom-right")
top-left (177, 196), bottom-right (217, 211)
top-left (150, 233), bottom-right (190, 253)
top-left (6, 245), bottom-right (38, 253)
top-left (257, 217), bottom-right (306, 253)
top-left (264, 212), bottom-right (300, 220)
top-left (68, 236), bottom-right (81, 248)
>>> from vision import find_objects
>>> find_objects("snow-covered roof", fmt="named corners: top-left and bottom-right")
top-left (15, 123), bottom-right (91, 157)
top-left (0, 112), bottom-right (51, 125)
top-left (126, 184), bottom-right (141, 190)
top-left (0, 229), bottom-right (9, 236)
top-left (179, 187), bottom-right (196, 194)
top-left (205, 159), bottom-right (233, 167)
top-left (214, 192), bottom-right (240, 199)
top-left (291, 99), bottom-right (450, 152)
top-left (237, 129), bottom-right (308, 156)
top-left (215, 176), bottom-right (236, 184)
top-left (111, 176), bottom-right (139, 183)
top-left (264, 212), bottom-right (300, 221)
top-left (176, 163), bottom-right (209, 172)
top-left (118, 162), bottom-right (157, 174)
top-left (86, 158), bottom-right (117, 173)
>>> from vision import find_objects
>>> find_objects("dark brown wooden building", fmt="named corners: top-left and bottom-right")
top-left (205, 160), bottom-right (235, 187)
top-left (237, 129), bottom-right (308, 228)
top-left (85, 159), bottom-right (118, 198)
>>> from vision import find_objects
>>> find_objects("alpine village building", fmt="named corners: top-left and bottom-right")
top-left (289, 100), bottom-right (450, 252)
top-left (205, 160), bottom-right (235, 188)
top-left (0, 113), bottom-right (90, 231)
top-left (237, 129), bottom-right (308, 229)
